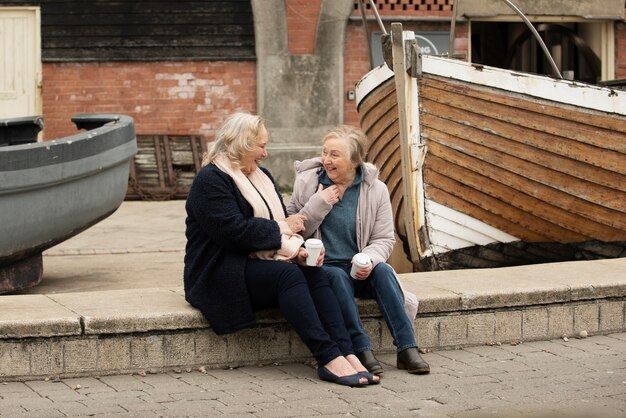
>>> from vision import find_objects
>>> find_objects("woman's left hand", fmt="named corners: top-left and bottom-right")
top-left (353, 263), bottom-right (373, 280)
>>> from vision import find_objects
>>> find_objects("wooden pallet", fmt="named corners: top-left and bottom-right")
top-left (127, 135), bottom-right (207, 200)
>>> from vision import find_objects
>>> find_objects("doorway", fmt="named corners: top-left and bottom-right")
top-left (0, 7), bottom-right (41, 119)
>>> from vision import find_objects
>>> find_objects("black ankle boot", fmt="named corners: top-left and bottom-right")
top-left (397, 347), bottom-right (430, 374)
top-left (356, 350), bottom-right (384, 375)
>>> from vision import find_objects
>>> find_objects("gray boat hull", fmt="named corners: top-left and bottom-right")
top-left (0, 114), bottom-right (137, 293)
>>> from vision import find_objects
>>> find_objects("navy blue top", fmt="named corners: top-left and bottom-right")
top-left (318, 167), bottom-right (363, 263)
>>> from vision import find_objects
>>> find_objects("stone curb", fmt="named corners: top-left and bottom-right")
top-left (1, 258), bottom-right (625, 381)
top-left (2, 258), bottom-right (626, 339)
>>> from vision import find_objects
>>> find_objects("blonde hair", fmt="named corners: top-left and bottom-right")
top-left (322, 125), bottom-right (369, 166)
top-left (202, 112), bottom-right (265, 168)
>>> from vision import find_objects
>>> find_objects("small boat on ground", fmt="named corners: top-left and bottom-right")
top-left (356, 23), bottom-right (626, 271)
top-left (0, 114), bottom-right (137, 293)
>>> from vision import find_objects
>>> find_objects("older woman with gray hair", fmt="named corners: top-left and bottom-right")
top-left (184, 113), bottom-right (378, 387)
top-left (288, 125), bottom-right (429, 376)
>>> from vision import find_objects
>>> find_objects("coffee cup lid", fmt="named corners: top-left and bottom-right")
top-left (353, 253), bottom-right (370, 265)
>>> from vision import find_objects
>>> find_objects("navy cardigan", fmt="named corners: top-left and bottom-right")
top-left (183, 164), bottom-right (285, 334)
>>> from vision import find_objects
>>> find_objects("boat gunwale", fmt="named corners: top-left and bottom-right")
top-left (0, 114), bottom-right (136, 173)
top-left (355, 56), bottom-right (626, 117)
top-left (421, 55), bottom-right (626, 116)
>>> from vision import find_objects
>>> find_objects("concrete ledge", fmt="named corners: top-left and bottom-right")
top-left (1, 258), bottom-right (625, 381)
top-left (49, 289), bottom-right (207, 335)
top-left (401, 258), bottom-right (626, 312)
top-left (0, 295), bottom-right (82, 338)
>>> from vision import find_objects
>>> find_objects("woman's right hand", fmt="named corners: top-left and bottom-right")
top-left (292, 248), bottom-right (308, 266)
top-left (283, 214), bottom-right (307, 234)
top-left (316, 184), bottom-right (339, 206)
top-left (292, 246), bottom-right (325, 267)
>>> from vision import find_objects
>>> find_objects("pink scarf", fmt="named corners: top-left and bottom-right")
top-left (214, 155), bottom-right (303, 260)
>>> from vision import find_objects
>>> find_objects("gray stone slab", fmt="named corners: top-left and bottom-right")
top-left (511, 258), bottom-right (626, 300)
top-left (397, 257), bottom-right (626, 311)
top-left (403, 269), bottom-right (571, 310)
top-left (400, 277), bottom-right (462, 313)
top-left (0, 295), bottom-right (81, 338)
top-left (47, 289), bottom-right (207, 334)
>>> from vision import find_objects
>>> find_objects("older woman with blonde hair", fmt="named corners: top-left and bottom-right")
top-left (184, 113), bottom-right (378, 387)
top-left (288, 125), bottom-right (429, 376)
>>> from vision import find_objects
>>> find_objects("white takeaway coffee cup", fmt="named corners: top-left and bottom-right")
top-left (304, 239), bottom-right (324, 266)
top-left (350, 252), bottom-right (371, 278)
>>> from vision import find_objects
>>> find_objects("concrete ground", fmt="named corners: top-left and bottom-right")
top-left (16, 200), bottom-right (187, 295)
top-left (1, 333), bottom-right (625, 417)
top-left (3, 200), bottom-right (626, 417)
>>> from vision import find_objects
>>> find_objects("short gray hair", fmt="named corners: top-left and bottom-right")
top-left (322, 125), bottom-right (369, 167)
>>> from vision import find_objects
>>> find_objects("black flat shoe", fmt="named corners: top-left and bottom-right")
top-left (317, 366), bottom-right (368, 387)
top-left (356, 350), bottom-right (384, 375)
top-left (397, 347), bottom-right (430, 374)
top-left (357, 371), bottom-right (380, 385)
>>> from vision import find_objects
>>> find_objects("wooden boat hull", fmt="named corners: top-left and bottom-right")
top-left (0, 114), bottom-right (137, 293)
top-left (356, 33), bottom-right (626, 271)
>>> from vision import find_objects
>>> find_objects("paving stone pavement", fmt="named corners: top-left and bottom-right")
top-left (1, 332), bottom-right (624, 418)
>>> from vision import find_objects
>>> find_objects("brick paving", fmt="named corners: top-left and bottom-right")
top-left (1, 332), bottom-right (624, 418)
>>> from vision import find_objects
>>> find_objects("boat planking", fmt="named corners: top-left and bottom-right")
top-left (356, 23), bottom-right (626, 272)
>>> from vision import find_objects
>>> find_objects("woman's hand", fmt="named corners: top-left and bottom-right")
top-left (352, 262), bottom-right (372, 280)
top-left (282, 214), bottom-right (307, 234)
top-left (292, 246), bottom-right (325, 267)
top-left (316, 184), bottom-right (340, 206)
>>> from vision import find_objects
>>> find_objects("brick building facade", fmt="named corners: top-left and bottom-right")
top-left (35, 1), bottom-right (626, 138)
top-left (1, 0), bottom-right (625, 192)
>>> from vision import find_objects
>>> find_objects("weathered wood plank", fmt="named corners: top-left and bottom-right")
top-left (423, 76), bottom-right (626, 135)
top-left (0, 0), bottom-right (256, 61)
top-left (357, 43), bottom-right (626, 271)
top-left (127, 135), bottom-right (205, 200)
top-left (358, 79), bottom-right (396, 137)
top-left (425, 152), bottom-right (625, 242)
top-left (421, 77), bottom-right (626, 154)
top-left (421, 96), bottom-right (624, 174)
top-left (421, 111), bottom-right (625, 191)
top-left (423, 126), bottom-right (626, 215)
top-left (424, 167), bottom-right (587, 242)
top-left (42, 47), bottom-right (255, 62)
top-left (43, 24), bottom-right (253, 38)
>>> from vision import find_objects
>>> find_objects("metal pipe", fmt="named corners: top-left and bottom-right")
top-left (358, 0), bottom-right (375, 69)
top-left (448, 0), bottom-right (458, 56)
top-left (500, 0), bottom-right (563, 79)
top-left (367, 0), bottom-right (387, 35)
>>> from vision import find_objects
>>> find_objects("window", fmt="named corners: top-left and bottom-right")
top-left (470, 20), bottom-right (614, 83)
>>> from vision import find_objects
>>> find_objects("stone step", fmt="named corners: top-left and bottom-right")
top-left (1, 258), bottom-right (625, 382)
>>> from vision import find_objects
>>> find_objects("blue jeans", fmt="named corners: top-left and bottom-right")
top-left (323, 262), bottom-right (417, 353)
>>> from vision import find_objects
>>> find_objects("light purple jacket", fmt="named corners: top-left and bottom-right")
top-left (286, 157), bottom-right (395, 268)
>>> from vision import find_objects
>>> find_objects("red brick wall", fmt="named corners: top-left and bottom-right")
top-left (286, 0), bottom-right (321, 55)
top-left (41, 61), bottom-right (256, 141)
top-left (344, 22), bottom-right (372, 127)
top-left (352, 0), bottom-right (453, 16)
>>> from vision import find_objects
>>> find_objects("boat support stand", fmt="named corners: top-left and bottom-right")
top-left (0, 254), bottom-right (43, 294)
